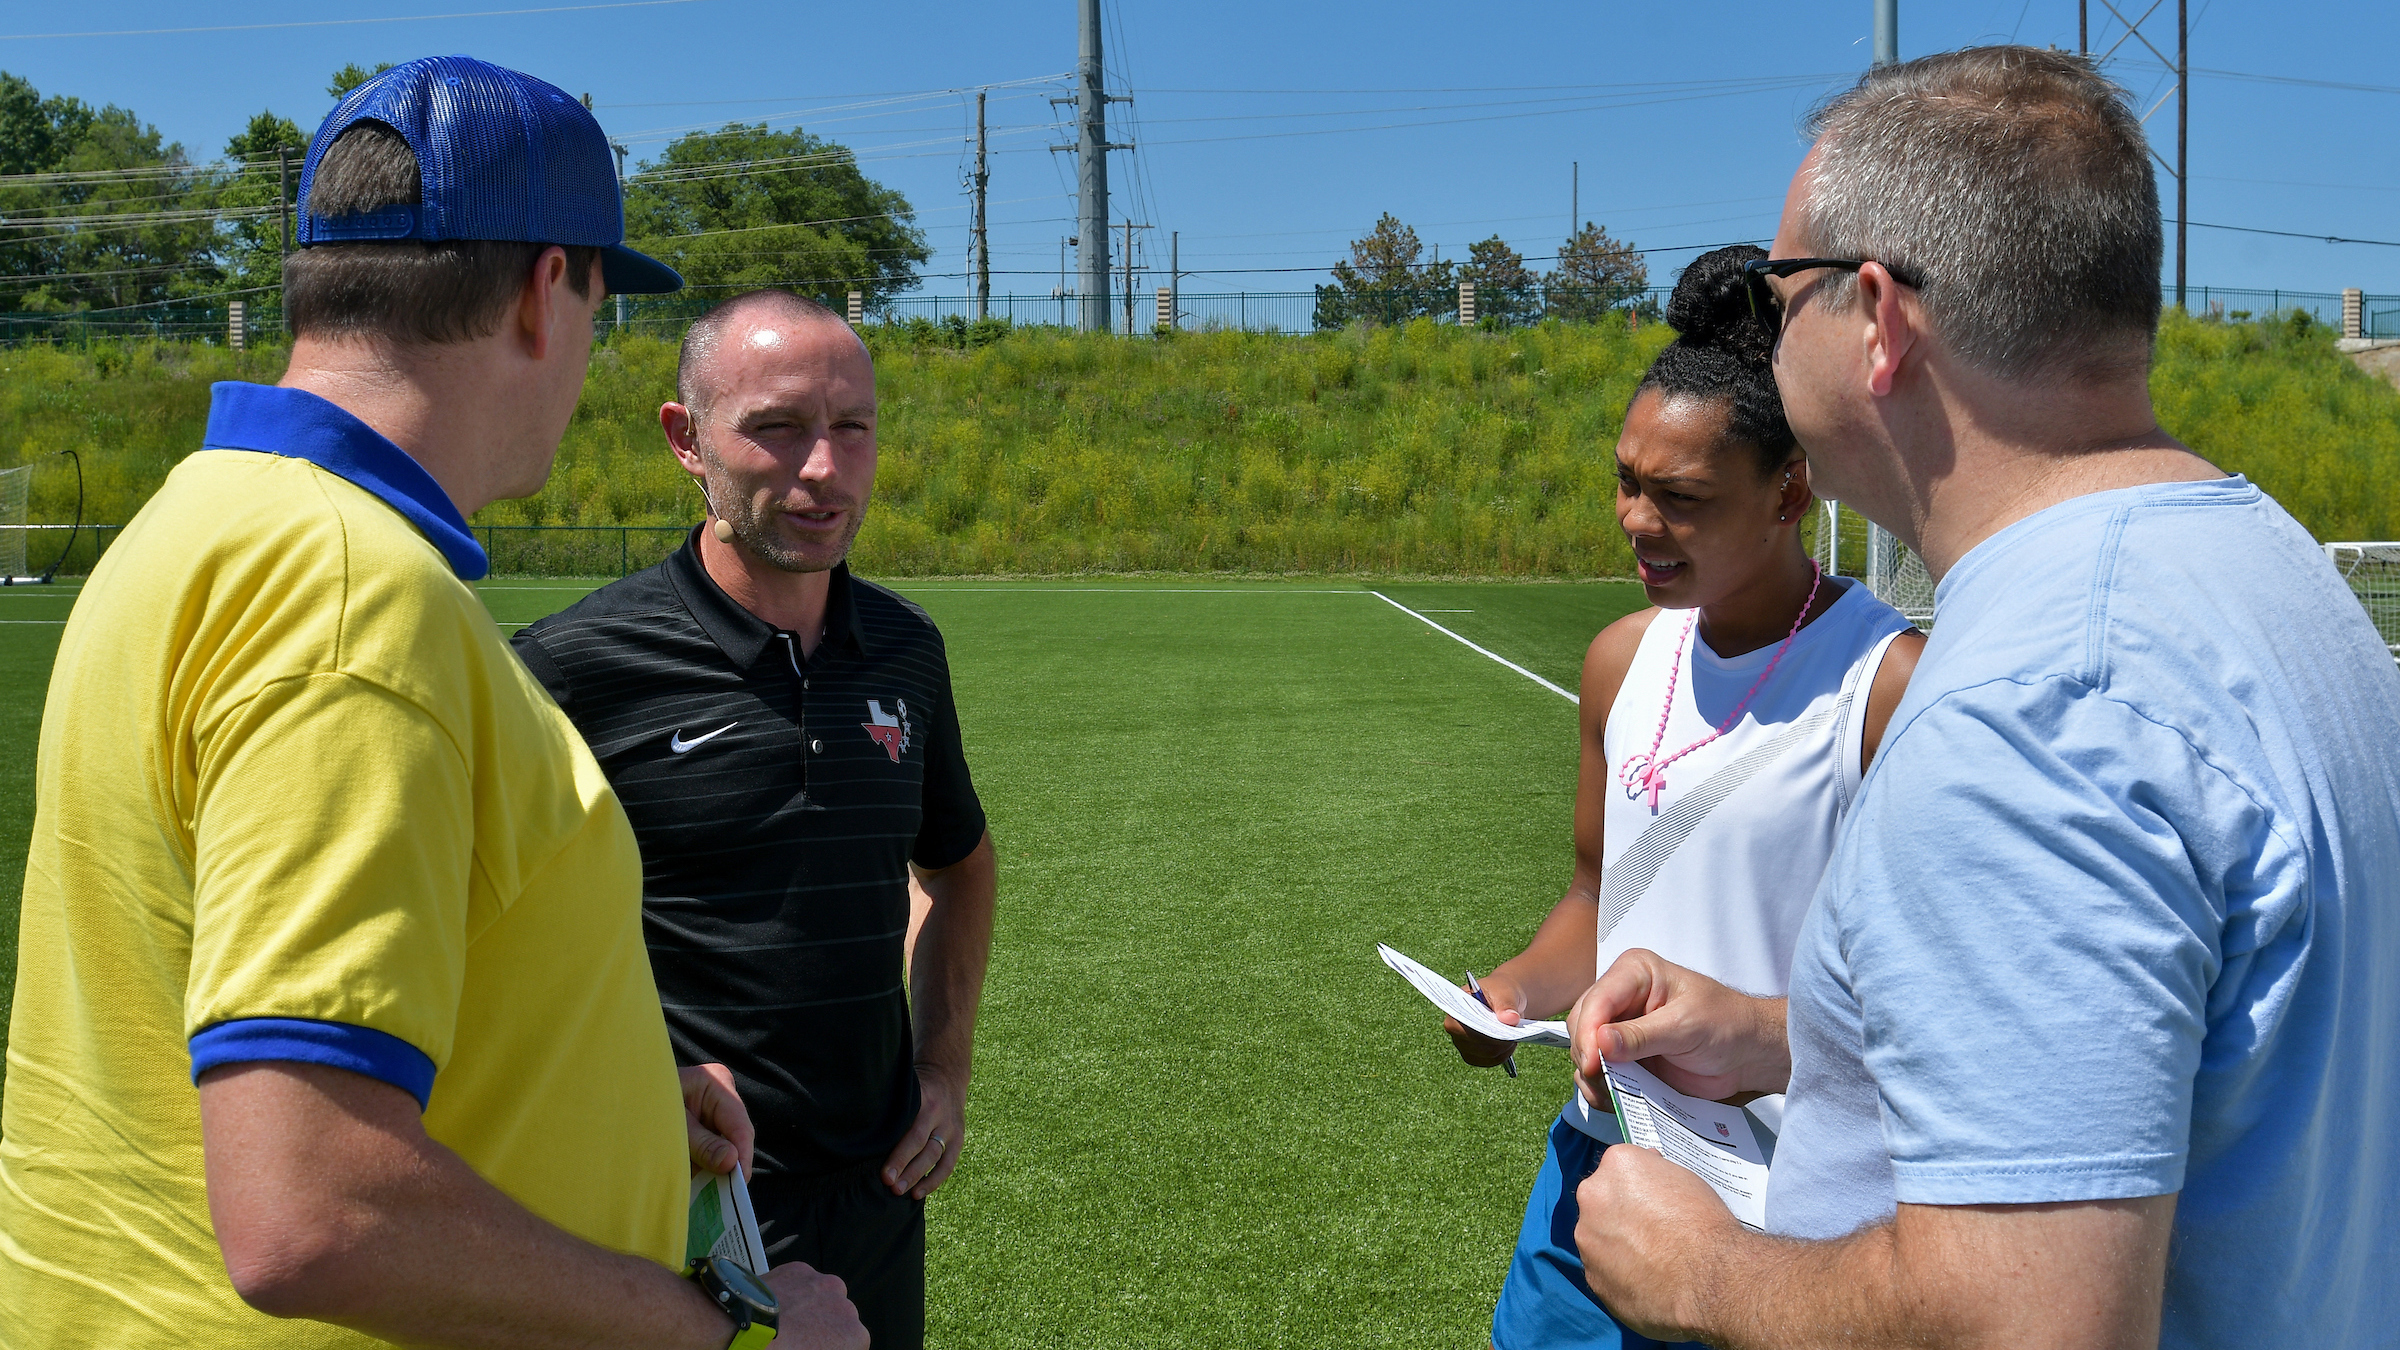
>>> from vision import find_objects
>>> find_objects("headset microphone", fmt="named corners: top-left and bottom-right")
top-left (690, 469), bottom-right (737, 544)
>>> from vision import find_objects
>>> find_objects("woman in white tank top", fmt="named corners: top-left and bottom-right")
top-left (1446, 247), bottom-right (1923, 1350)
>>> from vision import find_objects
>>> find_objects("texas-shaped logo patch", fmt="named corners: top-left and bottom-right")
top-left (863, 698), bottom-right (913, 763)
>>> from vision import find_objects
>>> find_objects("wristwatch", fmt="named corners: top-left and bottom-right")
top-left (689, 1255), bottom-right (779, 1348)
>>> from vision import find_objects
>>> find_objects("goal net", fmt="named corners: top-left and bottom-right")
top-left (2326, 542), bottom-right (2400, 659)
top-left (0, 463), bottom-right (28, 580)
top-left (1812, 500), bottom-right (1937, 626)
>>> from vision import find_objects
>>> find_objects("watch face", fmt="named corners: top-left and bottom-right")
top-left (715, 1257), bottom-right (775, 1319)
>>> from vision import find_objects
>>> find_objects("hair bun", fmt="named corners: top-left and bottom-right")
top-left (1665, 244), bottom-right (1771, 361)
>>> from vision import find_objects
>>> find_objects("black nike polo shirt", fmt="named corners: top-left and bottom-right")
top-left (511, 532), bottom-right (986, 1179)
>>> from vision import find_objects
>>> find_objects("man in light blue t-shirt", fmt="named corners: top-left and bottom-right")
top-left (1560, 46), bottom-right (2400, 1349)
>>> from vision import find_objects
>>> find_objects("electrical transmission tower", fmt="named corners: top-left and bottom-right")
top-left (2082, 0), bottom-right (2187, 310)
top-left (1051, 0), bottom-right (1133, 332)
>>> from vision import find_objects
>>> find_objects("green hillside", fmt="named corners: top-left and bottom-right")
top-left (3, 310), bottom-right (2395, 577)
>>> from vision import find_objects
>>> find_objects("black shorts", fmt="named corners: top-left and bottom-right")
top-left (751, 1160), bottom-right (927, 1350)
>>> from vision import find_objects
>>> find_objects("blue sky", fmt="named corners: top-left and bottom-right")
top-left (6, 1), bottom-right (2397, 303)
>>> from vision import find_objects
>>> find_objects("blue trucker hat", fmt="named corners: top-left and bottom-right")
top-left (297, 55), bottom-right (681, 294)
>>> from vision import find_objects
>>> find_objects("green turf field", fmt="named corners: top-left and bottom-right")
top-left (3, 574), bottom-right (1647, 1347)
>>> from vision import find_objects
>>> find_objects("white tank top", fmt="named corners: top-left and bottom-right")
top-left (1565, 577), bottom-right (1911, 1142)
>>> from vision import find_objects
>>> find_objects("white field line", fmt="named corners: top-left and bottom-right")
top-left (898, 587), bottom-right (1370, 594)
top-left (1370, 591), bottom-right (1579, 705)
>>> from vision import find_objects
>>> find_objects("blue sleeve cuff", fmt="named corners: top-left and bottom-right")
top-left (189, 1018), bottom-right (437, 1110)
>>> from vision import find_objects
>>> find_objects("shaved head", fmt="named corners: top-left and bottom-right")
top-left (676, 289), bottom-right (865, 419)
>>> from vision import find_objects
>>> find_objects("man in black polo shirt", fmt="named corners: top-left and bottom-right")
top-left (512, 290), bottom-right (995, 1350)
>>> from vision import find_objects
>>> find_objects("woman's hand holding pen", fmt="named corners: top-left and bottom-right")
top-left (1443, 970), bottom-right (1528, 1071)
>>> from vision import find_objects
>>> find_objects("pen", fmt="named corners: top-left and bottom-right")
top-left (1464, 970), bottom-right (1518, 1078)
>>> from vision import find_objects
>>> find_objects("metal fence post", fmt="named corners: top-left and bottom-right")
top-left (620, 528), bottom-right (629, 576)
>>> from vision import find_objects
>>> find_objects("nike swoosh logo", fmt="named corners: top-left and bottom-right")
top-left (668, 722), bottom-right (739, 754)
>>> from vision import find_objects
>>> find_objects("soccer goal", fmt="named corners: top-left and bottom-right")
top-left (0, 462), bottom-right (30, 582)
top-left (1, 450), bottom-right (84, 585)
top-left (1814, 500), bottom-right (1937, 627)
top-left (2325, 542), bottom-right (2400, 660)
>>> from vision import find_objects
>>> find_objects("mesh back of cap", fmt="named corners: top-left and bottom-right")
top-left (298, 55), bottom-right (623, 247)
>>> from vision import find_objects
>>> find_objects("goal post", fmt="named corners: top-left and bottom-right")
top-left (2325, 542), bottom-right (2400, 660)
top-left (1813, 499), bottom-right (1937, 627)
top-left (0, 462), bottom-right (29, 582)
top-left (1, 451), bottom-right (85, 585)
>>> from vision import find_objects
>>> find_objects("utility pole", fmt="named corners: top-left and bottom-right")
top-left (972, 88), bottom-right (990, 320)
top-left (276, 146), bottom-right (292, 259)
top-left (1170, 229), bottom-right (1179, 332)
top-left (1052, 0), bottom-right (1131, 332)
top-left (611, 141), bottom-right (631, 331)
top-left (1118, 220), bottom-right (1153, 333)
top-left (2175, 0), bottom-right (2187, 312)
top-left (1866, 0), bottom-right (1899, 596)
top-left (1571, 161), bottom-right (1578, 236)
top-left (2078, 0), bottom-right (2087, 53)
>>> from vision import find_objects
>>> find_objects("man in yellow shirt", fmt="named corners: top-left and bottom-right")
top-left (0, 56), bottom-right (862, 1348)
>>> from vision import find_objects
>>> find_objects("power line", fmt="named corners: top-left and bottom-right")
top-left (598, 73), bottom-right (1068, 112)
top-left (2188, 219), bottom-right (2400, 248)
top-left (1128, 75), bottom-right (1851, 95)
top-left (0, 0), bottom-right (709, 41)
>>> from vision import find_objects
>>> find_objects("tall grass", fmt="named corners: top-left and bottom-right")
top-left (3, 309), bottom-right (2394, 577)
top-left (2151, 312), bottom-right (2400, 543)
top-left (488, 316), bottom-right (1670, 576)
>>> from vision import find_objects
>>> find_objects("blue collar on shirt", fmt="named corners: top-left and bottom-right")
top-left (202, 381), bottom-right (489, 581)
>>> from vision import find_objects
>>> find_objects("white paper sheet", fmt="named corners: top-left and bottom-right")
top-left (1377, 942), bottom-right (1571, 1046)
top-left (1600, 1059), bottom-right (1771, 1231)
top-left (686, 1163), bottom-right (771, 1274)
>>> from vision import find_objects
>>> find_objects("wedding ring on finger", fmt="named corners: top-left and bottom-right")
top-left (928, 1133), bottom-right (947, 1154)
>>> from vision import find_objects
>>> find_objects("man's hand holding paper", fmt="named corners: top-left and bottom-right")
top-left (1574, 1139), bottom-right (1745, 1342)
top-left (1567, 948), bottom-right (1790, 1111)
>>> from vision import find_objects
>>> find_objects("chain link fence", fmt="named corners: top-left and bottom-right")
top-left (5, 286), bottom-right (2394, 347)
top-left (473, 525), bottom-right (691, 578)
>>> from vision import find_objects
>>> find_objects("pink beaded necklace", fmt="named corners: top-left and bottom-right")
top-left (1619, 559), bottom-right (1824, 813)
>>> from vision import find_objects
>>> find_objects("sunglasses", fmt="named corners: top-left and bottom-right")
top-left (1743, 257), bottom-right (1921, 338)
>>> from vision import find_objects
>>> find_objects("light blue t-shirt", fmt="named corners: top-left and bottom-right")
top-left (1771, 476), bottom-right (2400, 1344)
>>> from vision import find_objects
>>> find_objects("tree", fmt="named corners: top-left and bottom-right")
top-left (621, 123), bottom-right (928, 310)
top-left (0, 70), bottom-right (217, 312)
top-left (1544, 222), bottom-right (1648, 323)
top-left (1458, 234), bottom-right (1538, 328)
top-left (212, 111), bottom-right (306, 299)
top-left (327, 63), bottom-right (395, 100)
top-left (1312, 212), bottom-right (1455, 329)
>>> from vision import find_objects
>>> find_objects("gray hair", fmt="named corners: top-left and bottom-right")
top-left (675, 289), bottom-right (857, 418)
top-left (1801, 46), bottom-right (2162, 382)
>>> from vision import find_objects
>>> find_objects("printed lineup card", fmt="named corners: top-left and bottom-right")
top-left (1600, 1058), bottom-right (1772, 1231)
top-left (1377, 943), bottom-right (1571, 1047)
top-left (686, 1163), bottom-right (770, 1274)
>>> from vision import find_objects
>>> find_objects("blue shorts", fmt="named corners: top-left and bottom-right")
top-left (1490, 1108), bottom-right (1708, 1350)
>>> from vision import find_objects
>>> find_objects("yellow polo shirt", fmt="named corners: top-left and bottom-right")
top-left (0, 385), bottom-right (688, 1346)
